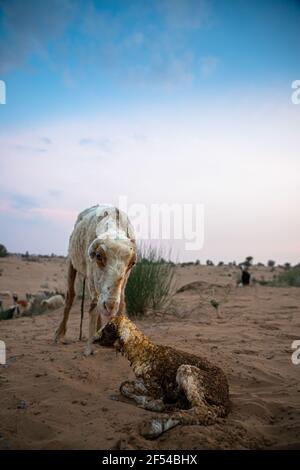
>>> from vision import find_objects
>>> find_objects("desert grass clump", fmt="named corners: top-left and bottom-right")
top-left (125, 245), bottom-right (175, 316)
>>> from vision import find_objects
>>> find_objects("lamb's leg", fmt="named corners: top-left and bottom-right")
top-left (54, 261), bottom-right (76, 342)
top-left (119, 380), bottom-right (165, 412)
top-left (84, 299), bottom-right (99, 356)
top-left (140, 364), bottom-right (225, 439)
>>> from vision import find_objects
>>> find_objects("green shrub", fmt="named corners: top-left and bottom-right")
top-left (125, 245), bottom-right (175, 316)
top-left (273, 267), bottom-right (300, 287)
top-left (258, 267), bottom-right (300, 287)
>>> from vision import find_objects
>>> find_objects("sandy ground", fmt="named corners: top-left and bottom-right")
top-left (0, 256), bottom-right (300, 450)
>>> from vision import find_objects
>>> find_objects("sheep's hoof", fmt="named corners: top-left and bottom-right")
top-left (54, 332), bottom-right (66, 344)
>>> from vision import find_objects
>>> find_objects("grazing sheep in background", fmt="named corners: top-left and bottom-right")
top-left (14, 298), bottom-right (34, 317)
top-left (107, 314), bottom-right (230, 439)
top-left (0, 291), bottom-right (17, 310)
top-left (41, 294), bottom-right (64, 310)
top-left (4, 305), bottom-right (20, 319)
top-left (55, 205), bottom-right (136, 356)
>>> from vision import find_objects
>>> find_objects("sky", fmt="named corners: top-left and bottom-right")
top-left (0, 0), bottom-right (299, 263)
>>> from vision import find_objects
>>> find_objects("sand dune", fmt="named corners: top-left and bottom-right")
top-left (0, 257), bottom-right (300, 449)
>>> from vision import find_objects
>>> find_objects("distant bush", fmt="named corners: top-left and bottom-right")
top-left (21, 251), bottom-right (41, 262)
top-left (125, 245), bottom-right (175, 316)
top-left (273, 267), bottom-right (300, 287)
top-left (21, 255), bottom-right (40, 262)
top-left (258, 267), bottom-right (300, 287)
top-left (0, 244), bottom-right (8, 257)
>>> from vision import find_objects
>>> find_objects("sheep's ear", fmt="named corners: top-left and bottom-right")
top-left (88, 239), bottom-right (107, 267)
top-left (88, 239), bottom-right (100, 261)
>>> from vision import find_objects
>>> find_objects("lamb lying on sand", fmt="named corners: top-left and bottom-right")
top-left (105, 315), bottom-right (230, 439)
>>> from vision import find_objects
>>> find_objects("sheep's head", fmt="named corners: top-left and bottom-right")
top-left (88, 237), bottom-right (136, 321)
top-left (102, 314), bottom-right (126, 352)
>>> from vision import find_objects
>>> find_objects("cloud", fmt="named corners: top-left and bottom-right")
top-left (41, 137), bottom-right (52, 144)
top-left (15, 144), bottom-right (47, 153)
top-left (0, 0), bottom-right (213, 89)
top-left (200, 56), bottom-right (219, 77)
top-left (0, 0), bottom-right (76, 73)
top-left (0, 191), bottom-right (38, 213)
top-left (10, 193), bottom-right (38, 210)
top-left (48, 189), bottom-right (63, 198)
top-left (157, 0), bottom-right (210, 30)
top-left (79, 137), bottom-right (113, 152)
top-left (30, 207), bottom-right (77, 223)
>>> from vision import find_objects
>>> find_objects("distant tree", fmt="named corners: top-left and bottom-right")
top-left (218, 261), bottom-right (224, 266)
top-left (284, 262), bottom-right (291, 271)
top-left (195, 259), bottom-right (200, 265)
top-left (0, 244), bottom-right (8, 257)
top-left (267, 260), bottom-right (276, 268)
top-left (232, 261), bottom-right (236, 266)
top-left (206, 259), bottom-right (214, 266)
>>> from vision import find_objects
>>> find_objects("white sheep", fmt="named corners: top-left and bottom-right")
top-left (41, 294), bottom-right (64, 310)
top-left (54, 205), bottom-right (136, 356)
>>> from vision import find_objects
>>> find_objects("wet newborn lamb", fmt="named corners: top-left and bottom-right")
top-left (107, 314), bottom-right (230, 439)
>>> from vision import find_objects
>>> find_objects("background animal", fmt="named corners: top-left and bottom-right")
top-left (241, 268), bottom-right (251, 286)
top-left (41, 294), bottom-right (64, 310)
top-left (55, 205), bottom-right (136, 355)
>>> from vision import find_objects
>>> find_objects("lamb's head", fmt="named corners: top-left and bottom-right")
top-left (88, 237), bottom-right (136, 320)
top-left (107, 314), bottom-right (133, 352)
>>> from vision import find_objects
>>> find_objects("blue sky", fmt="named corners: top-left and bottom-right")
top-left (0, 0), bottom-right (300, 263)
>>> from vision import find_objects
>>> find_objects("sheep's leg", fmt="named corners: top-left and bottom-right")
top-left (140, 364), bottom-right (224, 439)
top-left (120, 380), bottom-right (165, 412)
top-left (117, 278), bottom-right (128, 316)
top-left (54, 261), bottom-right (76, 342)
top-left (84, 299), bottom-right (99, 356)
top-left (96, 314), bottom-right (102, 331)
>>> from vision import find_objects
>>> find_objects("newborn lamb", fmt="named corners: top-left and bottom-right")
top-left (106, 314), bottom-right (230, 439)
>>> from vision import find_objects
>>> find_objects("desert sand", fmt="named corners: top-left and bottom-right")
top-left (0, 256), bottom-right (300, 450)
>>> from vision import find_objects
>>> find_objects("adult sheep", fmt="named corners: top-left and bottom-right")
top-left (55, 205), bottom-right (136, 356)
top-left (41, 294), bottom-right (64, 310)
